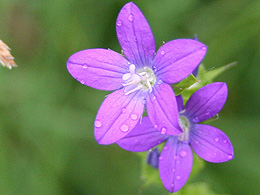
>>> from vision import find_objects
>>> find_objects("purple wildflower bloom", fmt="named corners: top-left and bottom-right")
top-left (117, 82), bottom-right (234, 193)
top-left (67, 2), bottom-right (207, 145)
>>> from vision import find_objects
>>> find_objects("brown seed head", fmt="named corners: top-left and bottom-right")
top-left (0, 40), bottom-right (17, 69)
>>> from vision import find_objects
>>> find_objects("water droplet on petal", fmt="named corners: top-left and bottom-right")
top-left (94, 120), bottom-right (102, 128)
top-left (177, 160), bottom-right (180, 163)
top-left (228, 155), bottom-right (233, 160)
top-left (172, 169), bottom-right (175, 172)
top-left (202, 46), bottom-right (207, 50)
top-left (215, 137), bottom-right (219, 142)
top-left (195, 141), bottom-right (199, 144)
top-left (121, 107), bottom-right (127, 113)
top-left (116, 20), bottom-right (122, 26)
top-left (176, 176), bottom-right (181, 180)
top-left (152, 65), bottom-right (157, 72)
top-left (133, 36), bottom-right (137, 42)
top-left (134, 139), bottom-right (138, 142)
top-left (83, 65), bottom-right (88, 69)
top-left (213, 153), bottom-right (217, 156)
top-left (142, 99), bottom-right (146, 104)
top-left (161, 127), bottom-right (167, 134)
top-left (163, 146), bottom-right (168, 150)
top-left (193, 117), bottom-right (199, 123)
top-left (80, 80), bottom-right (85, 84)
top-left (128, 14), bottom-right (134, 21)
top-left (153, 124), bottom-right (158, 129)
top-left (159, 156), bottom-right (163, 161)
top-left (205, 111), bottom-right (210, 116)
top-left (179, 150), bottom-right (187, 157)
top-left (130, 114), bottom-right (138, 120)
top-left (173, 155), bottom-right (178, 160)
top-left (120, 124), bottom-right (129, 132)
top-left (161, 50), bottom-right (165, 55)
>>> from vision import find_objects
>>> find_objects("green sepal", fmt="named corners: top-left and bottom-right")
top-left (173, 74), bottom-right (199, 96)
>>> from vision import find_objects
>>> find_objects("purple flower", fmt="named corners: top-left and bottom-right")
top-left (67, 2), bottom-right (207, 145)
top-left (117, 82), bottom-right (234, 193)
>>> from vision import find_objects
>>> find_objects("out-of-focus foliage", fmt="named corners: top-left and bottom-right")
top-left (0, 0), bottom-right (259, 194)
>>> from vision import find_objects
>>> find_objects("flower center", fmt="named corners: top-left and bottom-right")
top-left (178, 115), bottom-right (190, 142)
top-left (122, 64), bottom-right (156, 95)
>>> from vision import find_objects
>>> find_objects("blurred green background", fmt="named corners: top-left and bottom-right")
top-left (0, 0), bottom-right (259, 194)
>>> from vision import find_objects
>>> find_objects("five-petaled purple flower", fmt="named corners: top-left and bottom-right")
top-left (67, 2), bottom-right (207, 144)
top-left (117, 82), bottom-right (234, 193)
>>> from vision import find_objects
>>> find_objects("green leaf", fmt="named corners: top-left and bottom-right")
top-left (173, 74), bottom-right (199, 95)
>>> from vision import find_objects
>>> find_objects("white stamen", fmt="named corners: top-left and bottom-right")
top-left (122, 64), bottom-right (156, 95)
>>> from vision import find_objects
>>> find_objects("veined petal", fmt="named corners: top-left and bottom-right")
top-left (185, 82), bottom-right (228, 123)
top-left (176, 95), bottom-right (184, 112)
top-left (159, 137), bottom-right (193, 193)
top-left (146, 83), bottom-right (182, 135)
top-left (154, 39), bottom-right (207, 84)
top-left (116, 2), bottom-right (155, 67)
top-left (117, 117), bottom-right (168, 152)
top-left (94, 89), bottom-right (145, 145)
top-left (190, 124), bottom-right (234, 163)
top-left (67, 49), bottom-right (129, 90)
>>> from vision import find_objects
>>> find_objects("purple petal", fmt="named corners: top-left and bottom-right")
top-left (146, 83), bottom-right (182, 135)
top-left (190, 124), bottom-right (234, 163)
top-left (154, 39), bottom-right (207, 84)
top-left (116, 2), bottom-right (155, 67)
top-left (159, 137), bottom-right (193, 193)
top-left (176, 95), bottom-right (184, 112)
top-left (146, 148), bottom-right (160, 168)
top-left (117, 117), bottom-right (168, 152)
top-left (67, 49), bottom-right (129, 90)
top-left (185, 82), bottom-right (228, 123)
top-left (94, 89), bottom-right (145, 145)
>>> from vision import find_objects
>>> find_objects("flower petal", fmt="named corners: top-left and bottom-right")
top-left (94, 89), bottom-right (145, 145)
top-left (159, 137), bottom-right (193, 193)
top-left (176, 95), bottom-right (184, 112)
top-left (67, 49), bottom-right (129, 90)
top-left (116, 2), bottom-right (155, 67)
top-left (185, 82), bottom-right (228, 123)
top-left (146, 83), bottom-right (182, 135)
top-left (154, 39), bottom-right (207, 84)
top-left (117, 117), bottom-right (168, 152)
top-left (190, 124), bottom-right (234, 163)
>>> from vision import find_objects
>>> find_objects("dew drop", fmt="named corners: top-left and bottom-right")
top-left (142, 98), bottom-right (146, 104)
top-left (128, 14), bottom-right (134, 21)
top-left (131, 114), bottom-right (138, 120)
top-left (161, 127), bottom-right (167, 134)
top-left (134, 139), bottom-right (138, 142)
top-left (160, 50), bottom-right (165, 55)
top-left (193, 117), bottom-right (199, 123)
top-left (195, 141), bottom-right (199, 144)
top-left (133, 36), bottom-right (137, 42)
top-left (116, 20), bottom-right (122, 26)
top-left (83, 65), bottom-right (88, 69)
top-left (152, 65), bottom-right (157, 72)
top-left (202, 46), bottom-right (207, 50)
top-left (172, 169), bottom-right (175, 172)
top-left (159, 156), bottom-right (163, 161)
top-left (205, 111), bottom-right (210, 116)
top-left (173, 155), bottom-right (178, 160)
top-left (120, 124), bottom-right (129, 132)
top-left (163, 146), bottom-right (168, 151)
top-left (176, 176), bottom-right (181, 180)
top-left (223, 139), bottom-right (228, 144)
top-left (179, 150), bottom-right (187, 158)
top-left (80, 80), bottom-right (85, 84)
top-left (94, 120), bottom-right (102, 128)
top-left (121, 107), bottom-right (127, 113)
top-left (153, 124), bottom-right (158, 129)
top-left (215, 137), bottom-right (219, 142)
top-left (213, 153), bottom-right (217, 156)
top-left (228, 155), bottom-right (233, 160)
